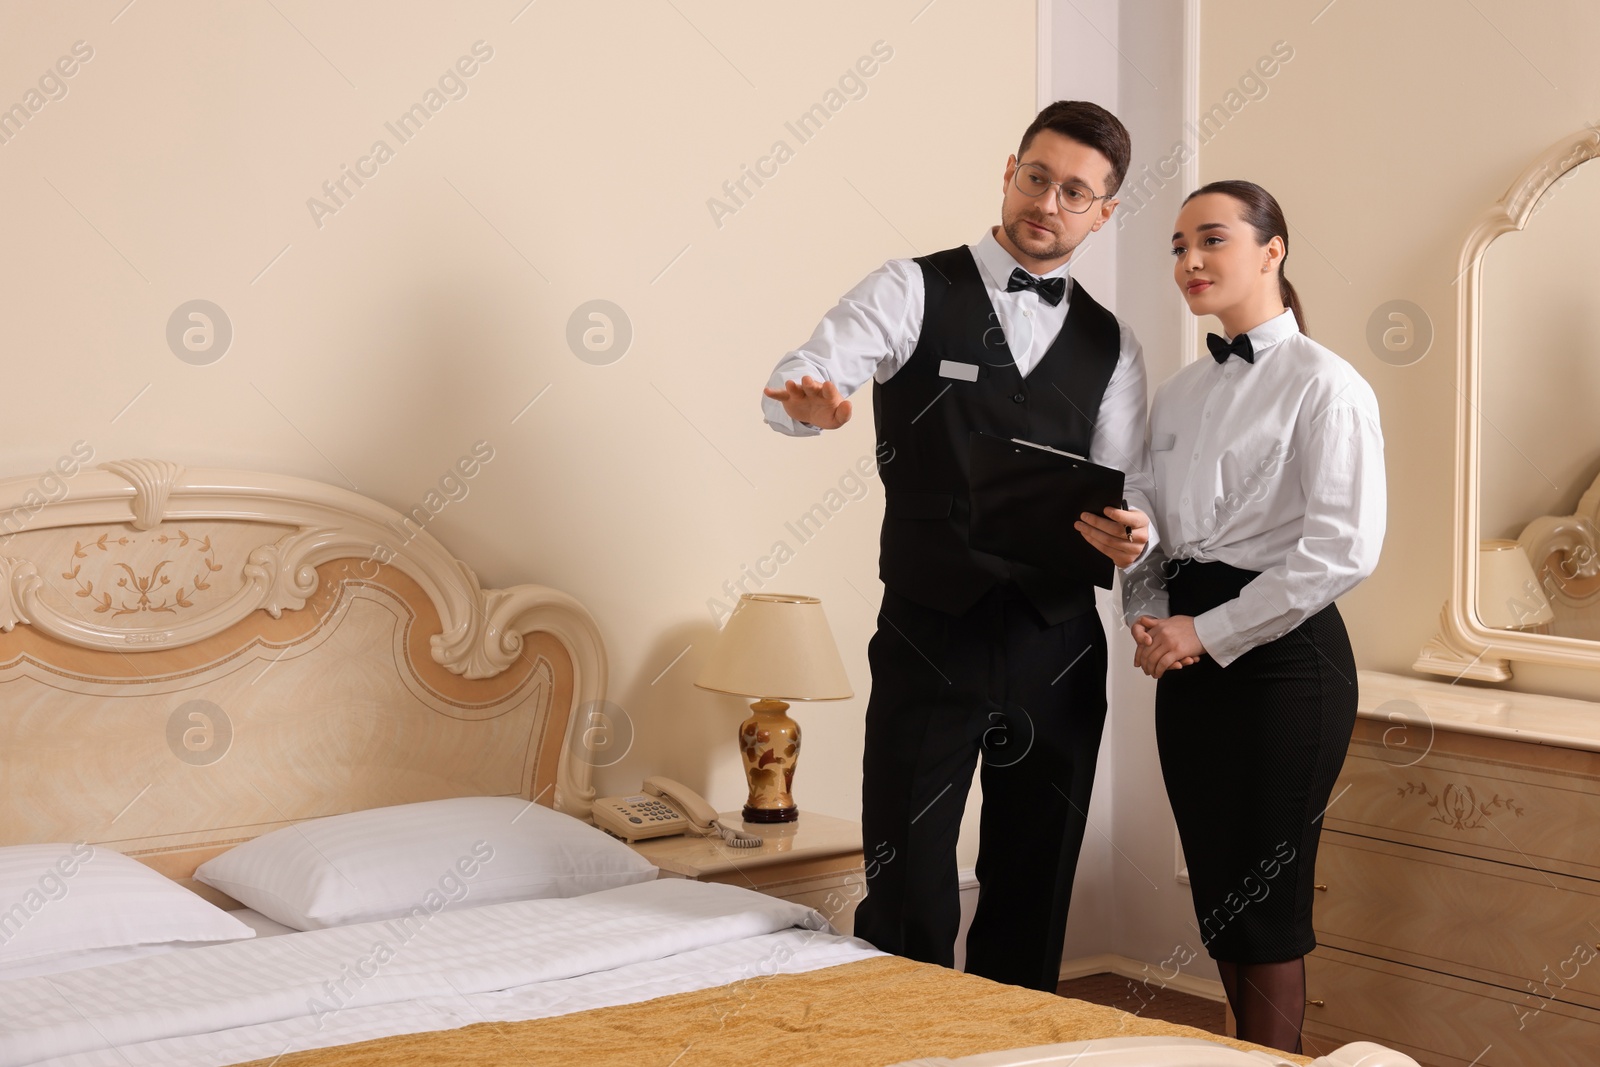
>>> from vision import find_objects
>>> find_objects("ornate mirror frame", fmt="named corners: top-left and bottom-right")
top-left (1415, 124), bottom-right (1600, 682)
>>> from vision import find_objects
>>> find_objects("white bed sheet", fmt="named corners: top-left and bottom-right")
top-left (0, 910), bottom-right (295, 983)
top-left (3, 878), bottom-right (881, 1067)
top-left (225, 909), bottom-right (298, 940)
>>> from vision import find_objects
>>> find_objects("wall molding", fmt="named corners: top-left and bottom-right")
top-left (1179, 0), bottom-right (1202, 369)
top-left (1037, 0), bottom-right (1053, 106)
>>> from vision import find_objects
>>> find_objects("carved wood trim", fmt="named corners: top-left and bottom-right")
top-left (1428, 124), bottom-right (1600, 678)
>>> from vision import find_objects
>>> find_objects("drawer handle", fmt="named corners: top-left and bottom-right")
top-left (1314, 884), bottom-right (1328, 892)
top-left (1306, 999), bottom-right (1325, 1008)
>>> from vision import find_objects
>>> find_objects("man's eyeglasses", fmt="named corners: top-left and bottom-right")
top-left (1012, 162), bottom-right (1112, 214)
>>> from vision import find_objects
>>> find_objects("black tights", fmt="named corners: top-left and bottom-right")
top-left (1217, 957), bottom-right (1305, 1055)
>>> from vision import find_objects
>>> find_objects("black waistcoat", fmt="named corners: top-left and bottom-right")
top-left (872, 244), bottom-right (1122, 624)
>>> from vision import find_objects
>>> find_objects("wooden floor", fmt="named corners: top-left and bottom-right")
top-left (1056, 971), bottom-right (1226, 1035)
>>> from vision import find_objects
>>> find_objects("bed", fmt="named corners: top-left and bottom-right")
top-left (0, 460), bottom-right (1419, 1067)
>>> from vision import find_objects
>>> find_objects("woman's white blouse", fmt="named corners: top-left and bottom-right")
top-left (1122, 309), bottom-right (1386, 667)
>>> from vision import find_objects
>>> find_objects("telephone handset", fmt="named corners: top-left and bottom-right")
top-left (592, 776), bottom-right (762, 848)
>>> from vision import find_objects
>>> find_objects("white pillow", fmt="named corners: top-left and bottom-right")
top-left (194, 796), bottom-right (658, 930)
top-left (0, 843), bottom-right (255, 966)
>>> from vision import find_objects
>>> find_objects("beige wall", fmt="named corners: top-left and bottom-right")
top-left (1197, 0), bottom-right (1600, 701)
top-left (0, 2), bottom-right (1040, 855)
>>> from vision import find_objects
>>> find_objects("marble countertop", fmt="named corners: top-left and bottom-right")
top-left (1360, 669), bottom-right (1600, 753)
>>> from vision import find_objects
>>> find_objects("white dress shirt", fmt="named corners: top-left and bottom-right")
top-left (761, 227), bottom-right (1158, 564)
top-left (1122, 309), bottom-right (1386, 667)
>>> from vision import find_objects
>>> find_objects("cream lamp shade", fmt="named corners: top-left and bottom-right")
top-left (1476, 539), bottom-right (1555, 629)
top-left (694, 594), bottom-right (853, 701)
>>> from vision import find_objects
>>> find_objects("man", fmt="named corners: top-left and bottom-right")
top-left (760, 101), bottom-right (1156, 991)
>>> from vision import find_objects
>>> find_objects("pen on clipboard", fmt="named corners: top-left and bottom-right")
top-left (1121, 498), bottom-right (1131, 541)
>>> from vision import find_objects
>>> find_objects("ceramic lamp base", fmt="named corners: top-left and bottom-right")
top-left (738, 699), bottom-right (800, 824)
top-left (741, 803), bottom-right (799, 823)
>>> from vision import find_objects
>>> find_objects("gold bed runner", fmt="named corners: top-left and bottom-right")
top-left (237, 956), bottom-right (1313, 1066)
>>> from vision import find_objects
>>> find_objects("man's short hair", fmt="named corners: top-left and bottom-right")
top-left (1017, 100), bottom-right (1132, 196)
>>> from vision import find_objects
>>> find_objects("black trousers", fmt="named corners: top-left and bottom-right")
top-left (853, 580), bottom-right (1108, 991)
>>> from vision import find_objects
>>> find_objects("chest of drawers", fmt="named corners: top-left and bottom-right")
top-left (1304, 671), bottom-right (1600, 1066)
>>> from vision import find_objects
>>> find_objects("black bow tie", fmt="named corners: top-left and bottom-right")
top-left (1006, 267), bottom-right (1066, 306)
top-left (1206, 331), bottom-right (1255, 365)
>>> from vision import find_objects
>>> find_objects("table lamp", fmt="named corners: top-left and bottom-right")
top-left (693, 593), bottom-right (852, 823)
top-left (1477, 539), bottom-right (1554, 630)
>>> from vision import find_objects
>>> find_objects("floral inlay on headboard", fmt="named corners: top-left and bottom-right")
top-left (64, 530), bottom-right (225, 617)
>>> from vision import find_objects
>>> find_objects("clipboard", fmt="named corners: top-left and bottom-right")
top-left (968, 431), bottom-right (1126, 589)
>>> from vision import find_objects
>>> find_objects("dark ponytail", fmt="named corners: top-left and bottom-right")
top-left (1278, 275), bottom-right (1306, 337)
top-left (1182, 179), bottom-right (1306, 335)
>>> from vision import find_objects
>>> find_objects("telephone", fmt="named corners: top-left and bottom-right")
top-left (592, 777), bottom-right (762, 848)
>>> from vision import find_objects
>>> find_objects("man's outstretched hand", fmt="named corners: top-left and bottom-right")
top-left (763, 375), bottom-right (853, 430)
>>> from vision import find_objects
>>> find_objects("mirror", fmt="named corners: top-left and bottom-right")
top-left (1415, 126), bottom-right (1600, 682)
top-left (1479, 156), bottom-right (1600, 643)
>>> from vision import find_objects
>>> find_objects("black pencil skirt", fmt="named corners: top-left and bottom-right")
top-left (1154, 558), bottom-right (1358, 964)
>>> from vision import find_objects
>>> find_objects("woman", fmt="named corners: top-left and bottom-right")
top-left (1124, 180), bottom-right (1385, 1054)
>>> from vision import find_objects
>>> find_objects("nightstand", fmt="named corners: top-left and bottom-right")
top-left (626, 810), bottom-right (866, 934)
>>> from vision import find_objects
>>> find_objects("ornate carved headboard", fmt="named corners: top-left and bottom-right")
top-left (0, 459), bottom-right (603, 903)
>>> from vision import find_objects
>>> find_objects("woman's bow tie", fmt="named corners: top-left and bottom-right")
top-left (1206, 332), bottom-right (1255, 365)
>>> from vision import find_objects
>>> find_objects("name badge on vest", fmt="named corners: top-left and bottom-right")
top-left (938, 360), bottom-right (980, 382)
